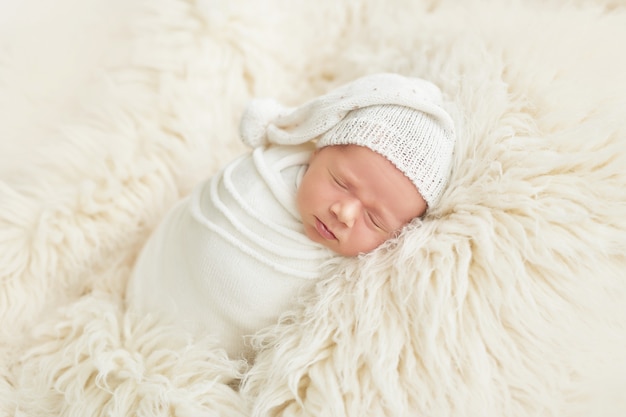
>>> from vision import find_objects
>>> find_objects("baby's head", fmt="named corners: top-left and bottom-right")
top-left (240, 73), bottom-right (456, 256)
top-left (297, 143), bottom-right (426, 256)
top-left (297, 104), bottom-right (454, 256)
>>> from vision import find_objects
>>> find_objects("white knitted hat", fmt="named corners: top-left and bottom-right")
top-left (240, 73), bottom-right (456, 208)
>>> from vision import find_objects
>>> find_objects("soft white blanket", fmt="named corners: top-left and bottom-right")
top-left (128, 143), bottom-right (332, 360)
top-left (1, 0), bottom-right (625, 416)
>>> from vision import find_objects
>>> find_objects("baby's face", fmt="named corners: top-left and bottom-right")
top-left (296, 145), bottom-right (426, 256)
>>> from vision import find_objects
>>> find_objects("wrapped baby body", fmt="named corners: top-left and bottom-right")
top-left (127, 143), bottom-right (333, 359)
top-left (128, 73), bottom-right (456, 360)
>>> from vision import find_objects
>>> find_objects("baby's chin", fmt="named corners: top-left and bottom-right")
top-left (323, 240), bottom-right (379, 258)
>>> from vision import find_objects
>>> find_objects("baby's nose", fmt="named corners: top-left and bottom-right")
top-left (331, 198), bottom-right (360, 228)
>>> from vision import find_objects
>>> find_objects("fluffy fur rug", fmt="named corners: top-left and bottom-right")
top-left (1, 0), bottom-right (625, 416)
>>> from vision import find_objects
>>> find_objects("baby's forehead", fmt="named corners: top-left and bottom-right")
top-left (323, 144), bottom-right (425, 205)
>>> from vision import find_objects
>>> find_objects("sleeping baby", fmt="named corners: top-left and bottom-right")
top-left (126, 73), bottom-right (456, 359)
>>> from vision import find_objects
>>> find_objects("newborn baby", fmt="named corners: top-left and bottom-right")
top-left (126, 73), bottom-right (456, 359)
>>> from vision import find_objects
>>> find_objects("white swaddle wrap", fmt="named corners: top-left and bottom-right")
top-left (127, 144), bottom-right (333, 358)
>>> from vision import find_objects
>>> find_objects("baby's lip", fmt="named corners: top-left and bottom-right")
top-left (315, 217), bottom-right (336, 241)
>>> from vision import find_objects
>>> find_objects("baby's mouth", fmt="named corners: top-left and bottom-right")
top-left (315, 217), bottom-right (336, 240)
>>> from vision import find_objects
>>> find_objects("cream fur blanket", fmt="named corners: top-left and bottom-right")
top-left (1, 0), bottom-right (625, 416)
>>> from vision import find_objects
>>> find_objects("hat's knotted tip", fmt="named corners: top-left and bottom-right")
top-left (239, 98), bottom-right (288, 148)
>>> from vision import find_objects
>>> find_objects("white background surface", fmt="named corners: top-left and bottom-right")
top-left (0, 0), bottom-right (137, 175)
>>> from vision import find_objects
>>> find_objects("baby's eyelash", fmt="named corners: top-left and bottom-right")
top-left (368, 212), bottom-right (383, 230)
top-left (332, 175), bottom-right (347, 189)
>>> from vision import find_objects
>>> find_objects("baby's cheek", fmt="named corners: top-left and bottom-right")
top-left (355, 228), bottom-right (386, 254)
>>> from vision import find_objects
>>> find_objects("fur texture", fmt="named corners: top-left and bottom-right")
top-left (1, 0), bottom-right (625, 416)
